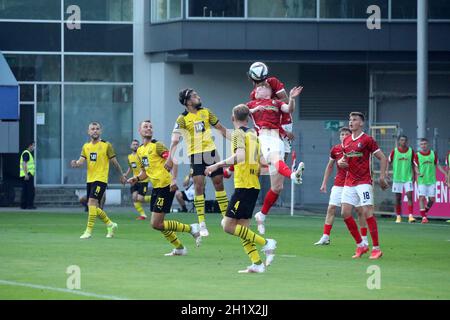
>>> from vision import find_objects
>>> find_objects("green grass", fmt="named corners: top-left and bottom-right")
top-left (0, 211), bottom-right (449, 300)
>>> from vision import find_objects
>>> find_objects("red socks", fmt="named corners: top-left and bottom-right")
top-left (275, 160), bottom-right (292, 178)
top-left (360, 227), bottom-right (368, 237)
top-left (395, 204), bottom-right (401, 216)
top-left (408, 204), bottom-right (413, 214)
top-left (366, 216), bottom-right (379, 247)
top-left (420, 209), bottom-right (427, 217)
top-left (344, 216), bottom-right (362, 244)
top-left (261, 189), bottom-right (279, 215)
top-left (323, 224), bottom-right (333, 236)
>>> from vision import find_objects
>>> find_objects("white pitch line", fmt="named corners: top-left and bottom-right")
top-left (0, 280), bottom-right (128, 300)
top-left (280, 255), bottom-right (297, 258)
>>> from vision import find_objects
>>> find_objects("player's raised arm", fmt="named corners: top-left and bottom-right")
top-left (281, 86), bottom-right (303, 114)
top-left (320, 159), bottom-right (335, 193)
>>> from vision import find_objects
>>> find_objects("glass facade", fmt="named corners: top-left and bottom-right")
top-left (189, 0), bottom-right (244, 17)
top-left (0, 0), bottom-right (61, 20)
top-left (63, 85), bottom-right (133, 184)
top-left (64, 0), bottom-right (133, 21)
top-left (391, 0), bottom-right (417, 19)
top-left (1, 0), bottom-right (134, 185)
top-left (151, 0), bottom-right (182, 22)
top-left (248, 0), bottom-right (316, 18)
top-left (320, 0), bottom-right (388, 19)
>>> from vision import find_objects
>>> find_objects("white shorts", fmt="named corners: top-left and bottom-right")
top-left (329, 186), bottom-right (361, 207)
top-left (281, 124), bottom-right (292, 154)
top-left (392, 181), bottom-right (414, 194)
top-left (418, 184), bottom-right (436, 198)
top-left (342, 184), bottom-right (374, 207)
top-left (259, 129), bottom-right (285, 174)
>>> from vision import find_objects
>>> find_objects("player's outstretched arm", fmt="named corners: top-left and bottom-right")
top-left (320, 159), bottom-right (335, 193)
top-left (71, 157), bottom-right (85, 168)
top-left (127, 168), bottom-right (148, 185)
top-left (214, 122), bottom-right (231, 140)
top-left (374, 150), bottom-right (388, 190)
top-left (164, 132), bottom-right (181, 172)
top-left (204, 148), bottom-right (244, 176)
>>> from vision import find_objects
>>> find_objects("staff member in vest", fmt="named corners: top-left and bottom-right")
top-left (414, 138), bottom-right (448, 224)
top-left (388, 135), bottom-right (416, 223)
top-left (20, 141), bottom-right (36, 210)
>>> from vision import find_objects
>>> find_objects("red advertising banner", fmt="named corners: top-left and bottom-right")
top-left (402, 169), bottom-right (450, 218)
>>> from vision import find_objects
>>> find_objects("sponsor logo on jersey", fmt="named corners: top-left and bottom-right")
top-left (346, 151), bottom-right (364, 158)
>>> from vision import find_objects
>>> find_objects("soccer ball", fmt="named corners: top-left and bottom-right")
top-left (248, 62), bottom-right (268, 82)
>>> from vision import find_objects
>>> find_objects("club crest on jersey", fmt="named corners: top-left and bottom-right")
top-left (358, 142), bottom-right (363, 149)
top-left (90, 153), bottom-right (97, 161)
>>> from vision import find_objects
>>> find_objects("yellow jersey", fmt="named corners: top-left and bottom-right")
top-left (81, 140), bottom-right (116, 183)
top-left (128, 152), bottom-right (149, 182)
top-left (137, 139), bottom-right (172, 188)
top-left (232, 127), bottom-right (260, 190)
top-left (173, 107), bottom-right (219, 156)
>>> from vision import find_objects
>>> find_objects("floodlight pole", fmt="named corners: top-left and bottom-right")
top-left (417, 0), bottom-right (428, 148)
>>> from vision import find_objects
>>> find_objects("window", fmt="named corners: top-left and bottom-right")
top-left (248, 0), bottom-right (316, 18)
top-left (0, 0), bottom-right (60, 20)
top-left (64, 0), bottom-right (133, 21)
top-left (391, 0), bottom-right (416, 19)
top-left (189, 0), bottom-right (244, 18)
top-left (0, 22), bottom-right (61, 51)
top-left (64, 23), bottom-right (133, 52)
top-left (36, 85), bottom-right (61, 185)
top-left (63, 85), bottom-right (133, 184)
top-left (151, 0), bottom-right (182, 22)
top-left (320, 0), bottom-right (388, 19)
top-left (65, 55), bottom-right (132, 82)
top-left (5, 54), bottom-right (61, 82)
top-left (429, 0), bottom-right (450, 19)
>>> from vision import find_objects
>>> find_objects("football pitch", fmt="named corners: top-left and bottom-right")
top-left (0, 210), bottom-right (449, 300)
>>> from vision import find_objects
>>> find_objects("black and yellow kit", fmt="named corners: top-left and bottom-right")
top-left (128, 152), bottom-right (149, 196)
top-left (173, 107), bottom-right (223, 177)
top-left (81, 140), bottom-right (116, 200)
top-left (137, 139), bottom-right (174, 213)
top-left (226, 127), bottom-right (261, 220)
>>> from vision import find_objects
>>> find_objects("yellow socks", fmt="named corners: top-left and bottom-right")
top-left (163, 220), bottom-right (191, 233)
top-left (234, 224), bottom-right (266, 246)
top-left (133, 202), bottom-right (146, 217)
top-left (194, 194), bottom-right (205, 223)
top-left (96, 208), bottom-right (112, 226)
top-left (241, 239), bottom-right (262, 265)
top-left (144, 195), bottom-right (151, 203)
top-left (161, 230), bottom-right (183, 249)
top-left (215, 190), bottom-right (228, 217)
top-left (86, 206), bottom-right (97, 233)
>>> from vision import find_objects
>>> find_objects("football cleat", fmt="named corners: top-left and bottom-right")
top-left (136, 215), bottom-right (147, 220)
top-left (106, 222), bottom-right (118, 238)
top-left (261, 239), bottom-right (277, 266)
top-left (369, 248), bottom-right (383, 259)
top-left (79, 231), bottom-right (92, 239)
top-left (395, 215), bottom-right (402, 223)
top-left (352, 245), bottom-right (369, 258)
top-left (408, 215), bottom-right (416, 223)
top-left (421, 217), bottom-right (429, 224)
top-left (290, 162), bottom-right (305, 185)
top-left (314, 235), bottom-right (330, 246)
top-left (164, 247), bottom-right (188, 256)
top-left (254, 211), bottom-right (266, 235)
top-left (238, 263), bottom-right (266, 273)
top-left (199, 221), bottom-right (209, 237)
top-left (190, 223), bottom-right (202, 247)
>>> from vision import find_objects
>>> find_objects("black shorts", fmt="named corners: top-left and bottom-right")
top-left (130, 182), bottom-right (149, 196)
top-left (190, 150), bottom-right (223, 177)
top-left (86, 181), bottom-right (107, 202)
top-left (226, 188), bottom-right (260, 220)
top-left (150, 185), bottom-right (175, 213)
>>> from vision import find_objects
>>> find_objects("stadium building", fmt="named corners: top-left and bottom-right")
top-left (1, 0), bottom-right (449, 209)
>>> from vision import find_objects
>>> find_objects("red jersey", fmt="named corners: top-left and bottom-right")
top-left (247, 99), bottom-right (285, 130)
top-left (250, 77), bottom-right (285, 100)
top-left (330, 144), bottom-right (347, 187)
top-left (342, 132), bottom-right (380, 186)
top-left (281, 112), bottom-right (292, 125)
